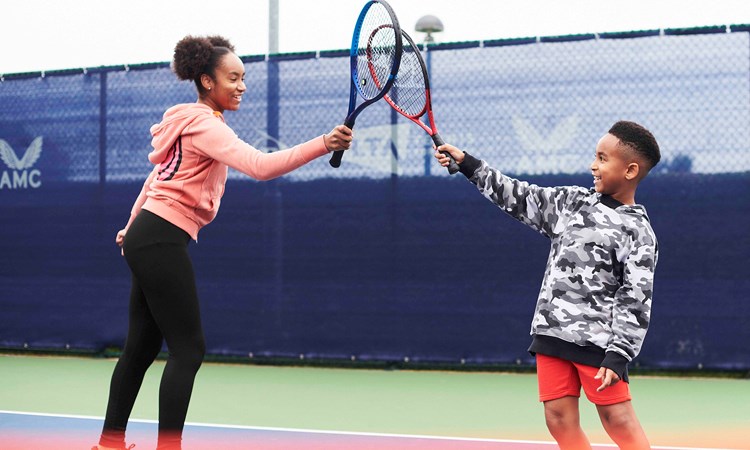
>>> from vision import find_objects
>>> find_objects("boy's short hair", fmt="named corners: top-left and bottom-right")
top-left (608, 121), bottom-right (661, 173)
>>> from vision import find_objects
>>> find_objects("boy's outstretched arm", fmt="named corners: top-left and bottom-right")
top-left (433, 142), bottom-right (589, 239)
top-left (433, 142), bottom-right (558, 235)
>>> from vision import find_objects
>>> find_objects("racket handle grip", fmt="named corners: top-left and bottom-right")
top-left (329, 117), bottom-right (356, 168)
top-left (329, 150), bottom-right (344, 168)
top-left (432, 133), bottom-right (460, 175)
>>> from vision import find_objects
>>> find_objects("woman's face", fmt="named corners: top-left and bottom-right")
top-left (202, 53), bottom-right (246, 113)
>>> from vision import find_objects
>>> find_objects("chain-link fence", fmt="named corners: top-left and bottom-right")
top-left (1, 26), bottom-right (749, 369)
top-left (1, 25), bottom-right (749, 185)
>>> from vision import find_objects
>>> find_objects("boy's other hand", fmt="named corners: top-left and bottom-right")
top-left (434, 143), bottom-right (465, 166)
top-left (594, 367), bottom-right (621, 391)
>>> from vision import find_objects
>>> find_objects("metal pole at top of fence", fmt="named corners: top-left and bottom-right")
top-left (267, 0), bottom-right (280, 153)
top-left (268, 0), bottom-right (279, 55)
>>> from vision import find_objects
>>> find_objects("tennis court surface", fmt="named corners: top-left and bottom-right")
top-left (1, 355), bottom-right (748, 449)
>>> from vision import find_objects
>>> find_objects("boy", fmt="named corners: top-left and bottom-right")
top-left (435, 121), bottom-right (660, 449)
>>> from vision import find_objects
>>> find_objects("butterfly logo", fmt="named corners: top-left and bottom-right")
top-left (512, 116), bottom-right (579, 155)
top-left (0, 137), bottom-right (43, 170)
top-left (0, 137), bottom-right (43, 190)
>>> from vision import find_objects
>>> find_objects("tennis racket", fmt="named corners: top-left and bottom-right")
top-left (329, 0), bottom-right (403, 168)
top-left (380, 30), bottom-right (459, 174)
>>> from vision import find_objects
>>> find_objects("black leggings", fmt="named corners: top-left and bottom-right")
top-left (101, 210), bottom-right (205, 448)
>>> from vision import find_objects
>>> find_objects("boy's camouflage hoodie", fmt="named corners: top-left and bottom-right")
top-left (460, 153), bottom-right (658, 382)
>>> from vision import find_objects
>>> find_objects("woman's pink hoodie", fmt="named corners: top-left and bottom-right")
top-left (124, 103), bottom-right (329, 240)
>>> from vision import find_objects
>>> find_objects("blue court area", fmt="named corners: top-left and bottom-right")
top-left (0, 411), bottom-right (568, 450)
top-left (0, 411), bottom-right (729, 450)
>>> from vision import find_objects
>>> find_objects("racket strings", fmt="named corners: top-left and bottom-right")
top-left (388, 47), bottom-right (428, 117)
top-left (356, 5), bottom-right (398, 100)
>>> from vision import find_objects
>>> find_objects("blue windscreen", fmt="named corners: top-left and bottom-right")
top-left (1, 28), bottom-right (748, 370)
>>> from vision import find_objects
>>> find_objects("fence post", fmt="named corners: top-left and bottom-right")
top-left (99, 71), bottom-right (107, 185)
top-left (263, 55), bottom-right (283, 339)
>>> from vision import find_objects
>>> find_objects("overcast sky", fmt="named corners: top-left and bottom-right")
top-left (3, 0), bottom-right (750, 74)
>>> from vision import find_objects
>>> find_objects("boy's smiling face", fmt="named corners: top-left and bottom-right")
top-left (591, 133), bottom-right (636, 198)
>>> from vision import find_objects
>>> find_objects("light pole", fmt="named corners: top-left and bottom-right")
top-left (415, 14), bottom-right (444, 76)
top-left (415, 15), bottom-right (444, 175)
top-left (415, 14), bottom-right (444, 48)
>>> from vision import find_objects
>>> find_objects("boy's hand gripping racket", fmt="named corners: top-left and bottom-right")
top-left (379, 30), bottom-right (460, 174)
top-left (329, 0), bottom-right (403, 168)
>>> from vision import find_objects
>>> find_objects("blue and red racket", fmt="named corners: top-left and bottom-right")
top-left (381, 30), bottom-right (459, 174)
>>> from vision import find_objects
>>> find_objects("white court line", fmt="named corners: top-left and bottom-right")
top-left (0, 410), bottom-right (733, 450)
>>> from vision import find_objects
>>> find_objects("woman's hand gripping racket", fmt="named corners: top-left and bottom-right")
top-left (380, 30), bottom-right (459, 174)
top-left (329, 0), bottom-right (402, 168)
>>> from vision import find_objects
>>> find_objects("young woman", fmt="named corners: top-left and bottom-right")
top-left (93, 35), bottom-right (353, 450)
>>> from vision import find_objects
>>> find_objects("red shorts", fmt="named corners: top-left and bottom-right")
top-left (536, 354), bottom-right (632, 406)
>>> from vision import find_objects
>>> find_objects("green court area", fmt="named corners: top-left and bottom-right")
top-left (1, 354), bottom-right (747, 449)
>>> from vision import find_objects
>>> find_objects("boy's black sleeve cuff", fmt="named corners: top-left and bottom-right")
top-left (459, 152), bottom-right (482, 178)
top-left (601, 351), bottom-right (630, 383)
